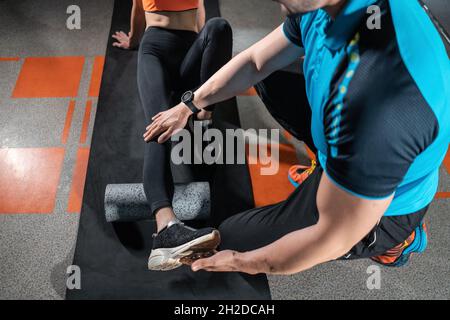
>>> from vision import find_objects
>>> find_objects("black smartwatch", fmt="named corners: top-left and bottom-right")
top-left (181, 90), bottom-right (201, 114)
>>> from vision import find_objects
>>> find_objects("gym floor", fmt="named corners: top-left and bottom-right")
top-left (0, 0), bottom-right (449, 300)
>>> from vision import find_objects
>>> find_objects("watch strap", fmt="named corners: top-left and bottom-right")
top-left (184, 100), bottom-right (201, 114)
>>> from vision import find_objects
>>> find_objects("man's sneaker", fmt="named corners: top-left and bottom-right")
top-left (148, 220), bottom-right (220, 271)
top-left (288, 159), bottom-right (316, 188)
top-left (371, 221), bottom-right (428, 267)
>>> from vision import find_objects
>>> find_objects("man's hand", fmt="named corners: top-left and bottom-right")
top-left (143, 103), bottom-right (192, 143)
top-left (191, 250), bottom-right (261, 274)
top-left (112, 31), bottom-right (136, 50)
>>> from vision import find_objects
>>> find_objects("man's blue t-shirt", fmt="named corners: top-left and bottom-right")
top-left (282, 0), bottom-right (450, 216)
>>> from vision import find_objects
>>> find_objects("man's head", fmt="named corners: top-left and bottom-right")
top-left (273, 0), bottom-right (345, 17)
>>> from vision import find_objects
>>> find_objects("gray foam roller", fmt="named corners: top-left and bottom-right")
top-left (104, 182), bottom-right (210, 222)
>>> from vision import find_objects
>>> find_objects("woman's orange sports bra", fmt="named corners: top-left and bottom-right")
top-left (142, 0), bottom-right (198, 12)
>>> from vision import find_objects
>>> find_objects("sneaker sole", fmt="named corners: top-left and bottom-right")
top-left (148, 230), bottom-right (221, 271)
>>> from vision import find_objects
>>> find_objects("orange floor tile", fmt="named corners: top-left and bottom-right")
top-left (247, 143), bottom-right (298, 207)
top-left (79, 101), bottom-right (92, 144)
top-left (0, 57), bottom-right (20, 61)
top-left (0, 148), bottom-right (65, 213)
top-left (435, 192), bottom-right (450, 199)
top-left (67, 147), bottom-right (90, 213)
top-left (61, 100), bottom-right (76, 144)
top-left (240, 86), bottom-right (257, 96)
top-left (282, 130), bottom-right (293, 142)
top-left (304, 144), bottom-right (316, 161)
top-left (88, 56), bottom-right (105, 97)
top-left (444, 148), bottom-right (450, 175)
top-left (12, 56), bottom-right (85, 98)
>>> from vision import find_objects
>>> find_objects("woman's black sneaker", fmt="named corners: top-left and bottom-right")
top-left (148, 220), bottom-right (220, 271)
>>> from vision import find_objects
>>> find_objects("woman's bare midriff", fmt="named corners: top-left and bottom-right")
top-left (145, 10), bottom-right (198, 32)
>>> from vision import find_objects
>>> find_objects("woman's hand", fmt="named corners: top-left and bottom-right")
top-left (112, 31), bottom-right (137, 50)
top-left (143, 103), bottom-right (193, 143)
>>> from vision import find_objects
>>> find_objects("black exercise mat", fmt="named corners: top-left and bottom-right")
top-left (66, 0), bottom-right (270, 300)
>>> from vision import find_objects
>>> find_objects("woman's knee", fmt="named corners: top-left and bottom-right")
top-left (204, 17), bottom-right (232, 39)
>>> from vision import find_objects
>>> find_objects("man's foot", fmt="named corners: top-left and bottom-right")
top-left (148, 220), bottom-right (220, 271)
top-left (288, 159), bottom-right (316, 188)
top-left (371, 221), bottom-right (428, 267)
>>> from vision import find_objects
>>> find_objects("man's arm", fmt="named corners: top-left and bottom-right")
top-left (112, 0), bottom-right (145, 49)
top-left (144, 25), bottom-right (303, 142)
top-left (192, 25), bottom-right (302, 110)
top-left (192, 174), bottom-right (392, 275)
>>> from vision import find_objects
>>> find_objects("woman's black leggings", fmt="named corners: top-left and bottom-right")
top-left (137, 18), bottom-right (233, 215)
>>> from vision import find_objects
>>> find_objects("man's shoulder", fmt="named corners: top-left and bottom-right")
top-left (300, 9), bottom-right (327, 32)
top-left (325, 1), bottom-right (440, 166)
top-left (355, 0), bottom-right (450, 117)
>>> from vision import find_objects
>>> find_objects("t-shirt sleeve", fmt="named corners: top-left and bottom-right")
top-left (282, 16), bottom-right (303, 47)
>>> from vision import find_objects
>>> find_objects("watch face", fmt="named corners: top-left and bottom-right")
top-left (182, 91), bottom-right (193, 103)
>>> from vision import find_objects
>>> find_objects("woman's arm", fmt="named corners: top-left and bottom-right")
top-left (112, 0), bottom-right (146, 49)
top-left (144, 25), bottom-right (303, 142)
top-left (197, 0), bottom-right (206, 31)
top-left (130, 0), bottom-right (146, 43)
